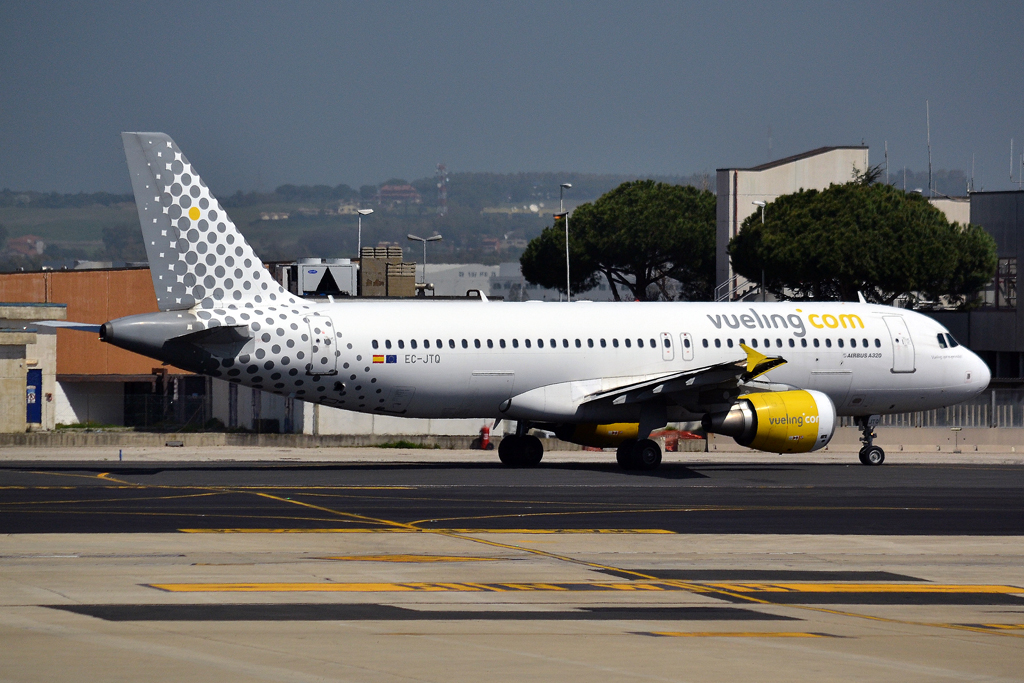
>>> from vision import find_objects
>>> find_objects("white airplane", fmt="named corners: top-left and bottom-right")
top-left (69, 133), bottom-right (993, 469)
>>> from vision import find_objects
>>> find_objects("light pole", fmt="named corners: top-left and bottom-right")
top-left (752, 200), bottom-right (766, 223)
top-left (356, 209), bottom-right (373, 254)
top-left (559, 183), bottom-right (572, 302)
top-left (407, 234), bottom-right (442, 284)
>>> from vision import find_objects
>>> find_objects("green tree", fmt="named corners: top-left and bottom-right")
top-left (728, 182), bottom-right (997, 306)
top-left (520, 181), bottom-right (716, 301)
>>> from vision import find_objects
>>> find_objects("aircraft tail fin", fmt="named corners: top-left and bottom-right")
top-left (121, 132), bottom-right (298, 311)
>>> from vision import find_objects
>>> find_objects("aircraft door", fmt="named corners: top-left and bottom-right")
top-left (305, 315), bottom-right (339, 376)
top-left (883, 316), bottom-right (916, 373)
top-left (680, 332), bottom-right (694, 361)
top-left (659, 332), bottom-right (674, 361)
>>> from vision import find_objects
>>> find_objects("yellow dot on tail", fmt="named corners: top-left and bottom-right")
top-left (188, 207), bottom-right (200, 221)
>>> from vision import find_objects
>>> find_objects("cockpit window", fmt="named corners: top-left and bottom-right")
top-left (937, 333), bottom-right (948, 349)
top-left (945, 333), bottom-right (960, 348)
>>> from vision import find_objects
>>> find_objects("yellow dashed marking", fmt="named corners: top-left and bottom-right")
top-left (706, 583), bottom-right (1024, 594)
top-left (150, 581), bottom-right (685, 593)
top-left (320, 555), bottom-right (501, 563)
top-left (178, 528), bottom-right (674, 534)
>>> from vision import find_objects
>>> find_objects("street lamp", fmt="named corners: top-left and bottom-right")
top-left (559, 183), bottom-right (572, 302)
top-left (407, 234), bottom-right (442, 284)
top-left (356, 209), bottom-right (373, 254)
top-left (752, 200), bottom-right (766, 223)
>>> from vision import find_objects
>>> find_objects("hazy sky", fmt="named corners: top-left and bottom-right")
top-left (1, 1), bottom-right (1021, 194)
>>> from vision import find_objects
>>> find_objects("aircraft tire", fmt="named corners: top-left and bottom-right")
top-left (522, 435), bottom-right (544, 466)
top-left (616, 439), bottom-right (638, 470)
top-left (498, 436), bottom-right (522, 466)
top-left (861, 446), bottom-right (885, 466)
top-left (632, 439), bottom-right (663, 471)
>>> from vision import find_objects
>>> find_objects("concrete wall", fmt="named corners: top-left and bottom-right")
top-left (55, 381), bottom-right (124, 426)
top-left (24, 330), bottom-right (57, 430)
top-left (0, 339), bottom-right (31, 433)
top-left (716, 147), bottom-right (870, 293)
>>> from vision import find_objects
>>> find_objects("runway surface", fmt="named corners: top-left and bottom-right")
top-left (2, 454), bottom-right (1023, 682)
top-left (1, 459), bottom-right (1022, 535)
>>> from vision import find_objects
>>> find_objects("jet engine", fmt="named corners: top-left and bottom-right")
top-left (552, 423), bottom-right (639, 448)
top-left (701, 390), bottom-right (836, 453)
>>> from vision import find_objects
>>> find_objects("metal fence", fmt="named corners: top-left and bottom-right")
top-left (838, 389), bottom-right (1024, 428)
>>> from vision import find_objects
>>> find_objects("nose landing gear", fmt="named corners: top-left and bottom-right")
top-left (855, 415), bottom-right (884, 465)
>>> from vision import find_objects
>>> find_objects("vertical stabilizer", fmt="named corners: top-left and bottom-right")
top-left (122, 132), bottom-right (298, 311)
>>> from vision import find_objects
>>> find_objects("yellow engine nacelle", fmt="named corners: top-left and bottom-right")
top-left (554, 423), bottom-right (639, 448)
top-left (701, 390), bottom-right (836, 453)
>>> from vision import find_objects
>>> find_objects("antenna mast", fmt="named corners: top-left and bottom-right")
top-left (926, 101), bottom-right (932, 197)
top-left (884, 141), bottom-right (889, 185)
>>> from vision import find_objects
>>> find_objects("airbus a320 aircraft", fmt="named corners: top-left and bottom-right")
top-left (55, 133), bottom-right (992, 469)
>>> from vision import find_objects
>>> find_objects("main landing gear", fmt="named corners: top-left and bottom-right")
top-left (498, 421), bottom-right (544, 467)
top-left (856, 415), bottom-right (884, 466)
top-left (615, 438), bottom-right (663, 471)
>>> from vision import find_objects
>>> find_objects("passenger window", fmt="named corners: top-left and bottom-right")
top-left (739, 338), bottom-right (746, 346)
top-left (726, 339), bottom-right (734, 348)
top-left (813, 339), bottom-right (820, 348)
top-left (385, 340), bottom-right (392, 349)
top-left (650, 338), bottom-right (656, 347)
top-left (448, 339), bottom-right (455, 348)
top-left (684, 338), bottom-right (691, 348)
top-left (513, 339), bottom-right (519, 348)
top-left (487, 339), bottom-right (493, 348)
top-left (562, 339), bottom-right (569, 348)
top-left (837, 339), bottom-right (844, 348)
top-left (474, 339), bottom-right (481, 348)
top-left (663, 338), bottom-right (671, 348)
top-left (551, 339), bottom-right (557, 348)
top-left (525, 339), bottom-right (532, 348)
top-left (423, 340), bottom-right (430, 349)
top-left (638, 339), bottom-right (644, 348)
top-left (751, 339), bottom-right (758, 348)
top-left (461, 339), bottom-right (468, 348)
top-left (398, 340), bottom-right (405, 349)
top-left (826, 339), bottom-right (832, 348)
top-left (410, 339), bottom-right (417, 349)
top-left (500, 339), bottom-right (506, 348)
top-left (436, 339), bottom-right (442, 348)
top-left (776, 339), bottom-right (782, 347)
top-left (764, 338), bottom-right (770, 347)
top-left (789, 339), bottom-right (795, 348)
top-left (946, 333), bottom-right (959, 348)
top-left (715, 339), bottom-right (721, 348)
top-left (575, 339), bottom-right (581, 348)
top-left (936, 333), bottom-right (947, 349)
top-left (537, 339), bottom-right (544, 348)
top-left (612, 339), bottom-right (619, 348)
top-left (588, 339), bottom-right (594, 348)
top-left (372, 340), bottom-right (379, 349)
top-left (600, 339), bottom-right (607, 348)
top-left (625, 338), bottom-right (632, 348)
top-left (874, 338), bottom-right (881, 348)
top-left (800, 339), bottom-right (807, 347)
top-left (862, 338), bottom-right (868, 347)
top-left (702, 339), bottom-right (708, 348)
top-left (850, 338), bottom-right (856, 348)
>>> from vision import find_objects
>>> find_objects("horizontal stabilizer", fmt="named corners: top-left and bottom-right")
top-left (35, 321), bottom-right (102, 333)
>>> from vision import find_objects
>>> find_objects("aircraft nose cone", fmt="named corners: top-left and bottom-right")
top-left (973, 353), bottom-right (992, 390)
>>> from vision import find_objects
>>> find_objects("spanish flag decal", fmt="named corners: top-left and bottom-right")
top-left (373, 355), bottom-right (385, 364)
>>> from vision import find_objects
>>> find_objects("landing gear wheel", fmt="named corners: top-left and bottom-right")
top-left (616, 439), bottom-right (638, 470)
top-left (860, 446), bottom-right (885, 466)
top-left (631, 439), bottom-right (663, 471)
top-left (497, 435), bottom-right (544, 467)
top-left (522, 435), bottom-right (544, 466)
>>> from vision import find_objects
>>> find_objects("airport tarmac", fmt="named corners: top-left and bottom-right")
top-left (2, 450), bottom-right (1023, 682)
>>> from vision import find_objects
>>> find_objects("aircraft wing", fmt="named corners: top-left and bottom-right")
top-left (583, 343), bottom-right (787, 409)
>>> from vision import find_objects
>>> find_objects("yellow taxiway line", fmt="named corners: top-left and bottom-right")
top-left (177, 528), bottom-right (674, 534)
